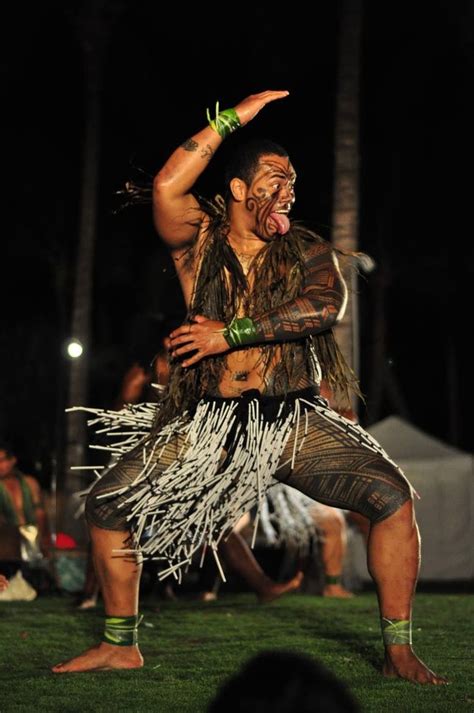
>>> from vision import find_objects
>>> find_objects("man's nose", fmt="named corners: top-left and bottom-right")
top-left (280, 186), bottom-right (295, 205)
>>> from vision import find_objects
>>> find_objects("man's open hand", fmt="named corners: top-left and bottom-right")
top-left (234, 90), bottom-right (289, 126)
top-left (168, 315), bottom-right (229, 367)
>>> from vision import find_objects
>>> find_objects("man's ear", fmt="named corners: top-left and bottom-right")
top-left (229, 178), bottom-right (247, 202)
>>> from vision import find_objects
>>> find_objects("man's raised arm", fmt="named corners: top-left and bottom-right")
top-left (152, 91), bottom-right (290, 249)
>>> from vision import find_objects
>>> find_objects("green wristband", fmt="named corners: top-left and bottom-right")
top-left (206, 102), bottom-right (241, 139)
top-left (381, 617), bottom-right (412, 645)
top-left (223, 317), bottom-right (258, 348)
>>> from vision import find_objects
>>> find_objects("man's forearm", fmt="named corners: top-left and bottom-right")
top-left (253, 294), bottom-right (343, 342)
top-left (224, 294), bottom-right (343, 347)
top-left (153, 126), bottom-right (223, 197)
top-left (223, 245), bottom-right (347, 347)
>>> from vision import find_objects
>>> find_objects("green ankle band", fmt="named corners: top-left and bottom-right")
top-left (222, 317), bottom-right (258, 348)
top-left (381, 617), bottom-right (412, 645)
top-left (103, 614), bottom-right (141, 647)
top-left (325, 574), bottom-right (341, 585)
top-left (206, 102), bottom-right (241, 139)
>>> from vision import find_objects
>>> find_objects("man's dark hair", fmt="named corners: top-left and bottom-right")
top-left (207, 649), bottom-right (359, 713)
top-left (0, 440), bottom-right (15, 458)
top-left (223, 138), bottom-right (289, 192)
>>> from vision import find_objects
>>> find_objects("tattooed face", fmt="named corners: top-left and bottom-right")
top-left (245, 154), bottom-right (296, 239)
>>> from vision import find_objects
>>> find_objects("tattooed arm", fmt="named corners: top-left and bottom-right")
top-left (251, 242), bottom-right (347, 342)
top-left (152, 130), bottom-right (221, 249)
top-left (153, 91), bottom-right (290, 249)
top-left (168, 242), bottom-right (347, 368)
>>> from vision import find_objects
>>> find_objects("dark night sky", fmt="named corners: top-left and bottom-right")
top-left (1, 0), bottom-right (473, 485)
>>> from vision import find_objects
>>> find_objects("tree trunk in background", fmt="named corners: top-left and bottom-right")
top-left (331, 0), bottom-right (362, 414)
top-left (60, 4), bottom-right (107, 541)
top-left (366, 153), bottom-right (409, 424)
top-left (64, 50), bottom-right (102, 483)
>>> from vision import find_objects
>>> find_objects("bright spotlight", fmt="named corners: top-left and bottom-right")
top-left (66, 339), bottom-right (84, 359)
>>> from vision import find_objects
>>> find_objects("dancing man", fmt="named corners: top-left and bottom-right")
top-left (53, 91), bottom-right (446, 684)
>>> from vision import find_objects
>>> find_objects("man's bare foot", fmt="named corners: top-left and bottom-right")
top-left (323, 583), bottom-right (354, 598)
top-left (198, 591), bottom-right (218, 602)
top-left (383, 645), bottom-right (449, 685)
top-left (76, 595), bottom-right (98, 610)
top-left (257, 571), bottom-right (304, 604)
top-left (52, 642), bottom-right (144, 673)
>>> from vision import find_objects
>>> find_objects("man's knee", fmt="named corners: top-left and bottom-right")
top-left (370, 488), bottom-right (415, 527)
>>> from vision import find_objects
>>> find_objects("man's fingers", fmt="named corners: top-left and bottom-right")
top-left (267, 90), bottom-right (289, 98)
top-left (173, 343), bottom-right (196, 357)
top-left (170, 333), bottom-right (195, 347)
top-left (170, 324), bottom-right (194, 339)
top-left (182, 351), bottom-right (203, 367)
top-left (254, 90), bottom-right (289, 98)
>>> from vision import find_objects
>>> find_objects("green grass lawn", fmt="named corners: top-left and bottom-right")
top-left (0, 592), bottom-right (472, 712)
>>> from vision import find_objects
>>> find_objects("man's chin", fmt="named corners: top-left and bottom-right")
top-left (256, 223), bottom-right (280, 241)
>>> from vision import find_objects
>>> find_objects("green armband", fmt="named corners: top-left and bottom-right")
top-left (206, 101), bottom-right (241, 139)
top-left (381, 617), bottom-right (412, 645)
top-left (223, 317), bottom-right (259, 348)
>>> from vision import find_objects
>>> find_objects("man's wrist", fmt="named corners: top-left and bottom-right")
top-left (222, 317), bottom-right (258, 348)
top-left (206, 102), bottom-right (241, 139)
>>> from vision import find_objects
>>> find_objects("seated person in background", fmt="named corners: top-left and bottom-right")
top-left (207, 649), bottom-right (359, 713)
top-left (307, 501), bottom-right (354, 598)
top-left (312, 380), bottom-right (370, 596)
top-left (0, 441), bottom-right (51, 579)
top-left (199, 511), bottom-right (303, 603)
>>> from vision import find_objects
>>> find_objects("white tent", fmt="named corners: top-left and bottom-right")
top-left (348, 416), bottom-right (474, 581)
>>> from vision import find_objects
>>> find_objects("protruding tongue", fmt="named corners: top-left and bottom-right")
top-left (270, 212), bottom-right (290, 235)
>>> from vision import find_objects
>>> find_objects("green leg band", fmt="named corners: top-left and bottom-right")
top-left (222, 317), bottom-right (259, 348)
top-left (325, 574), bottom-right (341, 585)
top-left (381, 617), bottom-right (412, 645)
top-left (103, 614), bottom-right (142, 646)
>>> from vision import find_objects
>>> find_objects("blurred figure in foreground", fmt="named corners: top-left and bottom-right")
top-left (207, 649), bottom-right (359, 713)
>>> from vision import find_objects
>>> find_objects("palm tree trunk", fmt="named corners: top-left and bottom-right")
top-left (331, 0), bottom-right (362, 412)
top-left (64, 52), bottom-right (102, 486)
top-left (60, 13), bottom-right (106, 541)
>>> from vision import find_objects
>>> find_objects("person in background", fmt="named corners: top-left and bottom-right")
top-left (307, 380), bottom-right (369, 598)
top-left (0, 441), bottom-right (51, 579)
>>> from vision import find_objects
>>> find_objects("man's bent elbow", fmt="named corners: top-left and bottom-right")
top-left (314, 300), bottom-right (345, 331)
top-left (334, 291), bottom-right (348, 324)
top-left (152, 174), bottom-right (173, 205)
